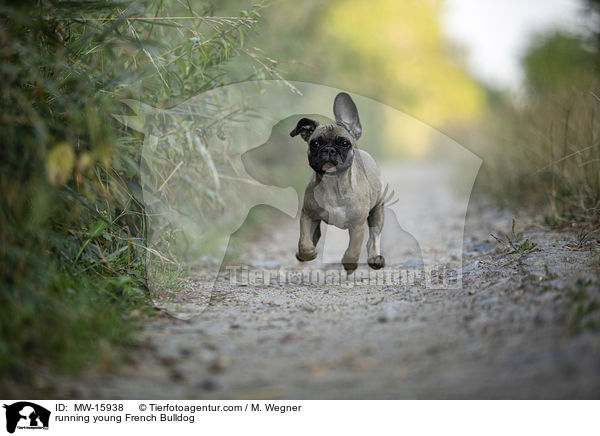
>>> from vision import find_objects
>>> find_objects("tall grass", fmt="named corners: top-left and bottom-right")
top-left (0, 0), bottom-right (272, 391)
top-left (473, 30), bottom-right (599, 228)
top-left (479, 85), bottom-right (600, 227)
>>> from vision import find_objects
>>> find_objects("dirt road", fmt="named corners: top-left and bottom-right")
top-left (58, 170), bottom-right (600, 399)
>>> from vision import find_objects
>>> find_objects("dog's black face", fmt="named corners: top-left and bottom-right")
top-left (306, 124), bottom-right (354, 175)
top-left (290, 92), bottom-right (362, 176)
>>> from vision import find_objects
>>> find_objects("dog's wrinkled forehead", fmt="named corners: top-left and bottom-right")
top-left (311, 124), bottom-right (354, 143)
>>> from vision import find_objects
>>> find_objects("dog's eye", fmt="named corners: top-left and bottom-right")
top-left (310, 139), bottom-right (319, 148)
top-left (340, 139), bottom-right (351, 148)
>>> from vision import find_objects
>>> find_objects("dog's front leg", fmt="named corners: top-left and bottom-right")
top-left (342, 224), bottom-right (366, 274)
top-left (367, 202), bottom-right (385, 269)
top-left (296, 208), bottom-right (318, 262)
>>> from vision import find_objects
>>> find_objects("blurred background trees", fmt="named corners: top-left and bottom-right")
top-left (221, 0), bottom-right (484, 157)
top-left (522, 30), bottom-right (596, 95)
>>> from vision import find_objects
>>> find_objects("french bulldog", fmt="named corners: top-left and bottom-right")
top-left (290, 92), bottom-right (386, 274)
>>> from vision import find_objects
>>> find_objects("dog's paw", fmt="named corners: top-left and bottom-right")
top-left (343, 261), bottom-right (358, 274)
top-left (296, 250), bottom-right (317, 262)
top-left (368, 255), bottom-right (385, 270)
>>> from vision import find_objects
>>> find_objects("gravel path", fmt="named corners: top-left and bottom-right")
top-left (57, 163), bottom-right (600, 399)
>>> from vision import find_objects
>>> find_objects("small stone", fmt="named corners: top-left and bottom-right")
top-left (203, 342), bottom-right (218, 351)
top-left (169, 368), bottom-right (185, 381)
top-left (209, 356), bottom-right (229, 373)
top-left (280, 333), bottom-right (296, 343)
top-left (461, 260), bottom-right (480, 273)
top-left (378, 305), bottom-right (395, 323)
top-left (199, 377), bottom-right (219, 391)
top-left (369, 296), bottom-right (385, 305)
top-left (301, 303), bottom-right (316, 313)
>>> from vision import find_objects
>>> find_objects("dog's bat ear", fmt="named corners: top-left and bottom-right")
top-left (333, 92), bottom-right (362, 139)
top-left (290, 117), bottom-right (319, 141)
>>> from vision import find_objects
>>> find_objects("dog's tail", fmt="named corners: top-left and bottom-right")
top-left (378, 182), bottom-right (398, 208)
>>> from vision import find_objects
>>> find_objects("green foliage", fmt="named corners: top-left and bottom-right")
top-left (0, 0), bottom-right (266, 385)
top-left (523, 31), bottom-right (596, 95)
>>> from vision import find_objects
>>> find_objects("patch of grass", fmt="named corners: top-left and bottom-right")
top-left (491, 219), bottom-right (539, 255)
top-left (569, 225), bottom-right (600, 250)
top-left (564, 278), bottom-right (600, 334)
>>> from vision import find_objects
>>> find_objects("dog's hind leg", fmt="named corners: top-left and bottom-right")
top-left (367, 202), bottom-right (385, 269)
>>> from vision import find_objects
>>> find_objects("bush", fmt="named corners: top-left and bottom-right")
top-left (0, 0), bottom-right (265, 387)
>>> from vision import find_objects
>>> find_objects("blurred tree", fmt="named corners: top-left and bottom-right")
top-left (219, 0), bottom-right (484, 127)
top-left (216, 0), bottom-right (484, 157)
top-left (585, 0), bottom-right (600, 59)
top-left (319, 0), bottom-right (483, 126)
top-left (522, 30), bottom-right (597, 94)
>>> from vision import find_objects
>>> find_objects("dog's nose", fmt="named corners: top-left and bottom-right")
top-left (321, 146), bottom-right (336, 159)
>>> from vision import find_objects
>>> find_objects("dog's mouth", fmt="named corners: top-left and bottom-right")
top-left (321, 162), bottom-right (337, 173)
